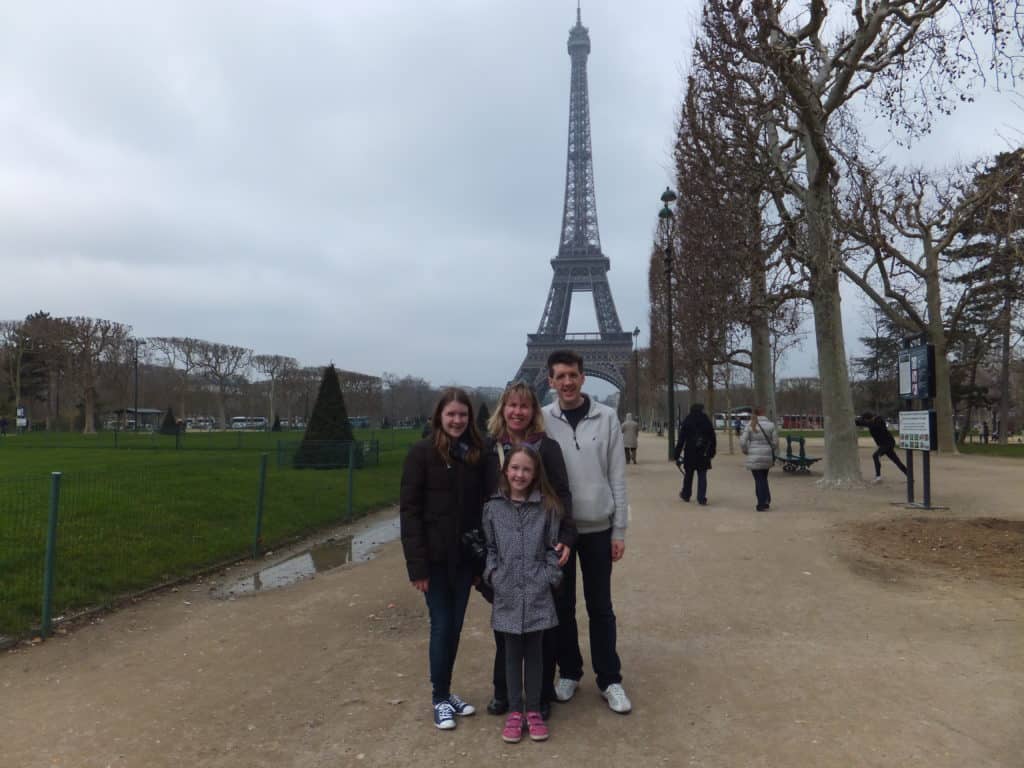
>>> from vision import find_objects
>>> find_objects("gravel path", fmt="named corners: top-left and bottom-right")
top-left (2, 433), bottom-right (1021, 767)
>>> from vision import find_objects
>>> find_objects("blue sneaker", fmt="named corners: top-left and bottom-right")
top-left (433, 700), bottom-right (456, 729)
top-left (447, 693), bottom-right (476, 716)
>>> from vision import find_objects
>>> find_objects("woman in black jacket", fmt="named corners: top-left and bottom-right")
top-left (400, 387), bottom-right (496, 730)
top-left (483, 381), bottom-right (576, 720)
top-left (673, 403), bottom-right (717, 505)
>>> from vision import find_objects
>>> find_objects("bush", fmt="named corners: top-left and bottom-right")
top-left (293, 365), bottom-right (355, 469)
top-left (159, 407), bottom-right (179, 436)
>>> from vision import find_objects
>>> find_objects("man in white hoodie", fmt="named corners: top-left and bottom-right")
top-left (542, 350), bottom-right (632, 715)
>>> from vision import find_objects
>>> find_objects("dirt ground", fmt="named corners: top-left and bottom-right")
top-left (2, 433), bottom-right (1022, 768)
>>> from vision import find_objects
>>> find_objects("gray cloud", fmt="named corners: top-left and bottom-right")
top-left (1, 1), bottom-right (1018, 391)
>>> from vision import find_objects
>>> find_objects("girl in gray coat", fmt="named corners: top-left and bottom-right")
top-left (739, 407), bottom-right (779, 511)
top-left (482, 445), bottom-right (563, 744)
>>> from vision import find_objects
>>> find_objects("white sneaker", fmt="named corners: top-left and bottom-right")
top-left (553, 677), bottom-right (579, 702)
top-left (601, 683), bottom-right (632, 714)
top-left (871, 476), bottom-right (883, 484)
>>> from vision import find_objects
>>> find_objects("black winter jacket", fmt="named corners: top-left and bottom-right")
top-left (399, 438), bottom-right (497, 582)
top-left (856, 415), bottom-right (895, 448)
top-left (673, 412), bottom-right (717, 470)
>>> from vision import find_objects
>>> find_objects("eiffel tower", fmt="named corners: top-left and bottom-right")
top-left (514, 5), bottom-right (632, 398)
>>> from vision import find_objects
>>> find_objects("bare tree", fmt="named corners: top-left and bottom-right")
top-left (252, 354), bottom-right (299, 425)
top-left (148, 337), bottom-right (204, 418)
top-left (195, 341), bottom-right (252, 429)
top-left (838, 157), bottom-right (1021, 450)
top-left (0, 320), bottom-right (28, 414)
top-left (702, 0), bottom-right (1018, 484)
top-left (61, 317), bottom-right (132, 433)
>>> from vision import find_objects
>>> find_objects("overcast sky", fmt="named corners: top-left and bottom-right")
top-left (2, 1), bottom-right (1020, 393)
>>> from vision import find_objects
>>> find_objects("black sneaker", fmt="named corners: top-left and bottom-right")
top-left (487, 697), bottom-right (509, 715)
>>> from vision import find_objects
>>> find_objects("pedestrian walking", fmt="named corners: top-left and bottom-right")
top-left (482, 445), bottom-right (564, 744)
top-left (400, 388), bottom-right (496, 730)
top-left (740, 407), bottom-right (779, 511)
top-left (855, 411), bottom-right (908, 483)
top-left (621, 412), bottom-right (640, 464)
top-left (673, 403), bottom-right (716, 505)
top-left (484, 382), bottom-right (575, 721)
top-left (543, 350), bottom-right (632, 715)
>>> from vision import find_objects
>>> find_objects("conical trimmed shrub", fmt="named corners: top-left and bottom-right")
top-left (159, 407), bottom-right (178, 435)
top-left (293, 365), bottom-right (357, 468)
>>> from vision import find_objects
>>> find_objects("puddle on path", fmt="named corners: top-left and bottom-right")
top-left (213, 516), bottom-right (400, 598)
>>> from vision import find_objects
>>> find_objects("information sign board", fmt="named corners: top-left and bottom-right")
top-left (15, 405), bottom-right (26, 428)
top-left (899, 410), bottom-right (937, 451)
top-left (898, 344), bottom-right (936, 400)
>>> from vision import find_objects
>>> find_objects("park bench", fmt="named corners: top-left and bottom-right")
top-left (782, 435), bottom-right (821, 474)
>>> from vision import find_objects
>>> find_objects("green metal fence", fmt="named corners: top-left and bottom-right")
top-left (0, 427), bottom-right (413, 453)
top-left (0, 447), bottom-right (405, 642)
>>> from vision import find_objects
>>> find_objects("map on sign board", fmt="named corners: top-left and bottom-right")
top-left (899, 410), bottom-right (937, 451)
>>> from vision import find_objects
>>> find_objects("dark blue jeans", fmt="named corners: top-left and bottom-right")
top-left (681, 467), bottom-right (708, 503)
top-left (424, 562), bottom-right (473, 703)
top-left (752, 469), bottom-right (771, 507)
top-left (554, 528), bottom-right (622, 691)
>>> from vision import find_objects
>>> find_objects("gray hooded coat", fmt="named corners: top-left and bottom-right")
top-left (482, 490), bottom-right (563, 635)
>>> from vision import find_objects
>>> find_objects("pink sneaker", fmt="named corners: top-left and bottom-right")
top-left (502, 712), bottom-right (524, 743)
top-left (525, 711), bottom-right (548, 741)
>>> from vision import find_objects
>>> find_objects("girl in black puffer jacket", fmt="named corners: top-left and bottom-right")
top-left (400, 388), bottom-right (498, 730)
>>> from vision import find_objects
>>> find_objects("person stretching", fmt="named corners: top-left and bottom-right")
top-left (855, 411), bottom-right (908, 483)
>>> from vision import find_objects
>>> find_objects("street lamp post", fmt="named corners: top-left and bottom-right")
top-left (133, 338), bottom-right (146, 432)
top-left (632, 326), bottom-right (640, 424)
top-left (659, 187), bottom-right (678, 460)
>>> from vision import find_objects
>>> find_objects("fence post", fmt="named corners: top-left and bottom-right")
top-left (346, 442), bottom-right (355, 521)
top-left (252, 453), bottom-right (268, 558)
top-left (41, 472), bottom-right (62, 639)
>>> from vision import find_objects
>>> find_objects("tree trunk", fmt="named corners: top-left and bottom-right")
top-left (83, 387), bottom-right (96, 435)
top-left (704, 361), bottom-right (715, 415)
top-left (998, 291), bottom-right (1011, 445)
top-left (749, 258), bottom-right (776, 422)
top-left (804, 142), bottom-right (861, 485)
top-left (923, 255), bottom-right (958, 453)
top-left (178, 373), bottom-right (188, 424)
top-left (218, 386), bottom-right (227, 432)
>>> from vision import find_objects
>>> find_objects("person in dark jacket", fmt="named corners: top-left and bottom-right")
top-left (673, 403), bottom-right (717, 505)
top-left (484, 381), bottom-right (575, 720)
top-left (855, 411), bottom-right (907, 483)
top-left (400, 387), bottom-right (497, 730)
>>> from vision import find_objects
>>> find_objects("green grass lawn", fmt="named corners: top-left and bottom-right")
top-left (957, 442), bottom-right (1024, 459)
top-left (0, 429), bottom-right (422, 638)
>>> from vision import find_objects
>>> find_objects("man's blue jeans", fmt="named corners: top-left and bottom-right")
top-left (424, 562), bottom-right (473, 703)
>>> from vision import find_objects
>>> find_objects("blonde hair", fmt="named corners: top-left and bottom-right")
top-left (498, 444), bottom-right (563, 518)
top-left (487, 381), bottom-right (546, 438)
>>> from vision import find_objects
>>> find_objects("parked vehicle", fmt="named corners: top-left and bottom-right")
top-left (230, 416), bottom-right (268, 430)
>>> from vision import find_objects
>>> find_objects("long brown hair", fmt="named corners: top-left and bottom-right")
top-left (498, 444), bottom-right (563, 518)
top-left (431, 387), bottom-right (484, 465)
top-left (487, 381), bottom-right (546, 438)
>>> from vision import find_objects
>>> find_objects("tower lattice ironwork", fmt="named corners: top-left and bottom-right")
top-left (513, 6), bottom-right (632, 396)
